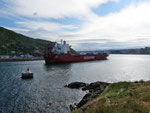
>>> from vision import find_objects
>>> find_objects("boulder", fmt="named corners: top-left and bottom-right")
top-left (84, 81), bottom-right (109, 91)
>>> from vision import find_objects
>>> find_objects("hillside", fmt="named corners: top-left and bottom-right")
top-left (0, 26), bottom-right (53, 56)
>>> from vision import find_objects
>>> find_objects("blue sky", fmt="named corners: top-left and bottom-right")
top-left (0, 0), bottom-right (150, 50)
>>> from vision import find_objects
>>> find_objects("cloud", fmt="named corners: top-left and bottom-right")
top-left (16, 21), bottom-right (61, 31)
top-left (14, 20), bottom-right (78, 41)
top-left (3, 0), bottom-right (117, 18)
top-left (69, 1), bottom-right (150, 43)
top-left (6, 27), bottom-right (29, 32)
top-left (58, 1), bottom-right (150, 50)
top-left (1, 0), bottom-right (150, 50)
top-left (16, 21), bottom-right (74, 31)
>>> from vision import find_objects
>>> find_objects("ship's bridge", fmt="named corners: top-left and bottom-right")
top-left (52, 40), bottom-right (70, 54)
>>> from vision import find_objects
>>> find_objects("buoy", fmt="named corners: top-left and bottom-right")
top-left (21, 68), bottom-right (33, 79)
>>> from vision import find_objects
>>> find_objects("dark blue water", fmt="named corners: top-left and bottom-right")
top-left (1, 55), bottom-right (150, 113)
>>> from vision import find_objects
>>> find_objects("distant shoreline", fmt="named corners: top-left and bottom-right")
top-left (110, 53), bottom-right (150, 55)
top-left (0, 57), bottom-right (44, 62)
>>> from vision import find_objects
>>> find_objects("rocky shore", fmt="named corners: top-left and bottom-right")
top-left (65, 81), bottom-right (110, 111)
top-left (66, 80), bottom-right (150, 113)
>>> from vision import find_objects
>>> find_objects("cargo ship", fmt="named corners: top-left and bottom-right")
top-left (44, 40), bottom-right (109, 64)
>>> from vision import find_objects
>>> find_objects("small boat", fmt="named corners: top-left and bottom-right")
top-left (21, 68), bottom-right (33, 79)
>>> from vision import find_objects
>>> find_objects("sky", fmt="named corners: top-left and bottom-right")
top-left (0, 0), bottom-right (150, 50)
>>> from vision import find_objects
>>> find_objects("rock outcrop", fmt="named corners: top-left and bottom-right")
top-left (65, 82), bottom-right (88, 89)
top-left (65, 81), bottom-right (110, 110)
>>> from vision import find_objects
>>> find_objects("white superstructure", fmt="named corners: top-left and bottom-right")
top-left (52, 40), bottom-right (71, 54)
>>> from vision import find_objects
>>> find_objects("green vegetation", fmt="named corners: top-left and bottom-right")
top-left (0, 26), bottom-right (53, 56)
top-left (0, 26), bottom-right (77, 56)
top-left (72, 81), bottom-right (150, 113)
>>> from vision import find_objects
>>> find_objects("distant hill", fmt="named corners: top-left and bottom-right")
top-left (107, 47), bottom-right (150, 54)
top-left (78, 47), bottom-right (150, 55)
top-left (0, 26), bottom-right (53, 56)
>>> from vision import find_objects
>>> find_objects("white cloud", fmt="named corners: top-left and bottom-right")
top-left (54, 1), bottom-right (150, 50)
top-left (5, 0), bottom-right (118, 18)
top-left (15, 21), bottom-right (77, 41)
top-left (16, 21), bottom-right (78, 31)
top-left (6, 27), bottom-right (29, 32)
top-left (16, 21), bottom-right (62, 31)
top-left (64, 1), bottom-right (150, 42)
top-left (2, 0), bottom-right (150, 50)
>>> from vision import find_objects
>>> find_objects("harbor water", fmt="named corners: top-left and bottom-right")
top-left (1, 55), bottom-right (150, 113)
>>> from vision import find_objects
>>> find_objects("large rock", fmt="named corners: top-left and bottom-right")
top-left (76, 81), bottom-right (109, 108)
top-left (76, 93), bottom-right (91, 108)
top-left (84, 81), bottom-right (109, 91)
top-left (65, 82), bottom-right (88, 89)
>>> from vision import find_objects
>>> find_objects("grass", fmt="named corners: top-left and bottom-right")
top-left (71, 81), bottom-right (150, 113)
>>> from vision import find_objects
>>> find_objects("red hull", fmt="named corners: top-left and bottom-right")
top-left (44, 53), bottom-right (109, 64)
